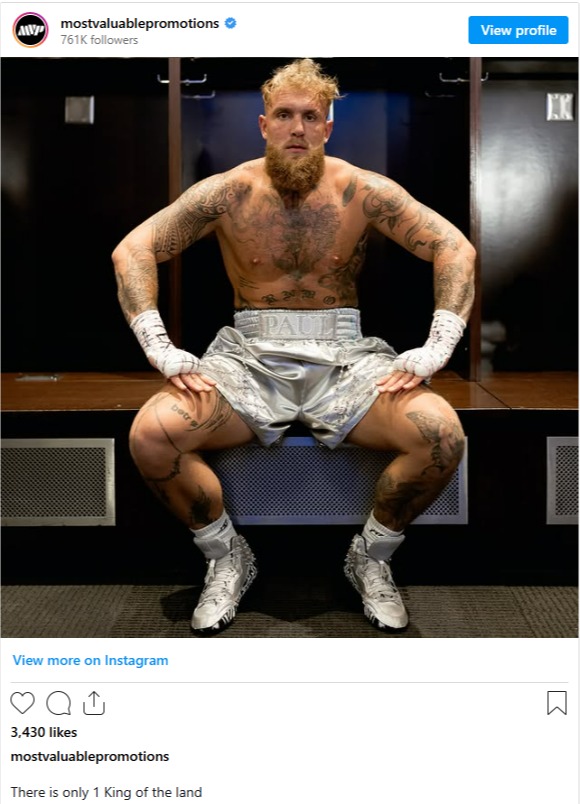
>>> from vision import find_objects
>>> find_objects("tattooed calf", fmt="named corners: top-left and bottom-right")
top-left (190, 485), bottom-right (214, 528)
top-left (374, 473), bottom-right (439, 532)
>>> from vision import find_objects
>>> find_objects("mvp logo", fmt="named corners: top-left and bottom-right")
top-left (13, 13), bottom-right (49, 47)
top-left (18, 24), bottom-right (46, 36)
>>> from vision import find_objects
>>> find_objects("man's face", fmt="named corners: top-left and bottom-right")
top-left (259, 90), bottom-right (333, 193)
top-left (259, 90), bottom-right (333, 156)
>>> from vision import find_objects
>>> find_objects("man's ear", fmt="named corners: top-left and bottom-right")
top-left (259, 114), bottom-right (267, 140)
top-left (324, 119), bottom-right (333, 143)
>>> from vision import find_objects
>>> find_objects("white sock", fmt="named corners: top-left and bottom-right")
top-left (191, 510), bottom-right (237, 560)
top-left (362, 512), bottom-right (405, 561)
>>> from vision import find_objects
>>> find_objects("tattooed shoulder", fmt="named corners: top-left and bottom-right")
top-left (359, 172), bottom-right (408, 222)
top-left (152, 173), bottom-right (252, 257)
top-left (184, 172), bottom-right (252, 218)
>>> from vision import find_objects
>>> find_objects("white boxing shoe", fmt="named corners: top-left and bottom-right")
top-left (345, 534), bottom-right (408, 630)
top-left (191, 534), bottom-right (257, 632)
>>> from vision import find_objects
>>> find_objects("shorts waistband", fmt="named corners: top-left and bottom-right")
top-left (233, 309), bottom-right (362, 340)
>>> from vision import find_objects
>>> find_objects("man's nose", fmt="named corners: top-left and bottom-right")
top-left (291, 115), bottom-right (305, 135)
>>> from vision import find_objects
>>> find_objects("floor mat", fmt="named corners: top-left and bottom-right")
top-left (2, 583), bottom-right (577, 638)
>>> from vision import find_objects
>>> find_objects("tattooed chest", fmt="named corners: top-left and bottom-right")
top-left (231, 200), bottom-right (344, 279)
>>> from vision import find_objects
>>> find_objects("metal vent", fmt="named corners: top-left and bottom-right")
top-left (206, 436), bottom-right (468, 525)
top-left (547, 437), bottom-right (578, 524)
top-left (1, 439), bottom-right (115, 526)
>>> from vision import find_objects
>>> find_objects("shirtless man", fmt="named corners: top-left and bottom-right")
top-left (112, 59), bottom-right (475, 634)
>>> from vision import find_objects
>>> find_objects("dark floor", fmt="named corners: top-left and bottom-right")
top-left (2, 579), bottom-right (577, 638)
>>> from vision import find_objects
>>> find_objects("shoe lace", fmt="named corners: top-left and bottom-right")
top-left (198, 552), bottom-right (239, 606)
top-left (365, 558), bottom-right (401, 602)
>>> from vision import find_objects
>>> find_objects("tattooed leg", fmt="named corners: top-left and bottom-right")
top-left (347, 389), bottom-right (465, 531)
top-left (129, 383), bottom-right (254, 529)
top-left (374, 409), bottom-right (464, 530)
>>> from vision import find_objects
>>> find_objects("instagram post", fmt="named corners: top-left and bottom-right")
top-left (1, 16), bottom-right (577, 640)
top-left (0, 3), bottom-right (578, 802)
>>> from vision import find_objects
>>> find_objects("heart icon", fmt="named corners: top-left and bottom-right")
top-left (11, 692), bottom-right (35, 714)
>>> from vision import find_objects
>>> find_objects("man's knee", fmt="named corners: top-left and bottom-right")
top-left (129, 386), bottom-right (251, 471)
top-left (405, 396), bottom-right (465, 474)
top-left (129, 387), bottom-right (203, 462)
top-left (129, 393), bottom-right (177, 471)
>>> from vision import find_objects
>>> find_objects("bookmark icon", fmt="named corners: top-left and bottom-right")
top-left (547, 691), bottom-right (567, 715)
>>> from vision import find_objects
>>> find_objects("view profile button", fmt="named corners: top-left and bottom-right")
top-left (469, 17), bottom-right (569, 45)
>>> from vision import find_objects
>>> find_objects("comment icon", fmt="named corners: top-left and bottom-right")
top-left (46, 690), bottom-right (72, 715)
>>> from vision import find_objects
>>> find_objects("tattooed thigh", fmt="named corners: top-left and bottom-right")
top-left (130, 385), bottom-right (245, 457)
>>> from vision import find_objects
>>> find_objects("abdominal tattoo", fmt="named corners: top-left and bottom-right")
top-left (260, 288), bottom-right (317, 306)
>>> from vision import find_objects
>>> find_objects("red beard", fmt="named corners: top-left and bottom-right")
top-left (265, 143), bottom-right (325, 194)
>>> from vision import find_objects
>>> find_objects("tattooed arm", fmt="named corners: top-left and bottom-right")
top-left (360, 172), bottom-right (475, 318)
top-left (112, 172), bottom-right (234, 322)
top-left (359, 172), bottom-right (476, 392)
top-left (111, 172), bottom-right (234, 391)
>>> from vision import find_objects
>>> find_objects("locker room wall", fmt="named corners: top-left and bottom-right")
top-left (3, 58), bottom-right (575, 375)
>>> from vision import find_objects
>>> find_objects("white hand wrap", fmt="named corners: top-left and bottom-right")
top-left (130, 309), bottom-right (200, 378)
top-left (392, 309), bottom-right (465, 379)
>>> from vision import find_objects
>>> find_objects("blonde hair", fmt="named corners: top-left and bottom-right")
top-left (261, 59), bottom-right (340, 113)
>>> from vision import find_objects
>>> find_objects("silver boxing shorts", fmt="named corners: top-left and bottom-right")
top-left (198, 308), bottom-right (397, 448)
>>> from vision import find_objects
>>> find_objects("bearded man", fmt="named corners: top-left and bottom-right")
top-left (112, 59), bottom-right (476, 634)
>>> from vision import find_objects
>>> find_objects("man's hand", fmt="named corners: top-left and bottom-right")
top-left (167, 370), bottom-right (217, 394)
top-left (376, 370), bottom-right (424, 394)
top-left (131, 309), bottom-right (216, 393)
top-left (376, 309), bottom-right (466, 393)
